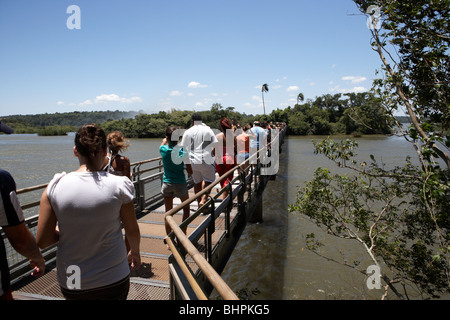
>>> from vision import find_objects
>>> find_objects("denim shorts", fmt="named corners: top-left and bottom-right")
top-left (236, 152), bottom-right (250, 164)
top-left (161, 182), bottom-right (189, 199)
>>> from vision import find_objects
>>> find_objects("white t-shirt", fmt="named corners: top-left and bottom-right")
top-left (249, 126), bottom-right (267, 150)
top-left (46, 171), bottom-right (134, 290)
top-left (180, 123), bottom-right (218, 165)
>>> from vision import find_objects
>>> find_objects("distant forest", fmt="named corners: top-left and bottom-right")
top-left (2, 110), bottom-right (140, 136)
top-left (1, 92), bottom-right (408, 138)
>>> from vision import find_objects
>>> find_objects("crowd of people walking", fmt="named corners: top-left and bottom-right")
top-left (0, 115), bottom-right (284, 300)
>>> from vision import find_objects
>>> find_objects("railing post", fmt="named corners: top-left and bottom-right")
top-left (137, 175), bottom-right (145, 211)
top-left (225, 182), bottom-right (232, 238)
top-left (238, 170), bottom-right (246, 210)
top-left (206, 198), bottom-right (215, 263)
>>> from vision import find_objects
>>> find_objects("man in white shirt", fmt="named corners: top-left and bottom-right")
top-left (249, 121), bottom-right (267, 163)
top-left (179, 114), bottom-right (218, 210)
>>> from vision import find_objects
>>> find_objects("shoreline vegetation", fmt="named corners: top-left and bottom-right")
top-left (1, 92), bottom-right (408, 138)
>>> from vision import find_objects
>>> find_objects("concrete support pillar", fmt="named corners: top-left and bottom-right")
top-left (249, 196), bottom-right (263, 223)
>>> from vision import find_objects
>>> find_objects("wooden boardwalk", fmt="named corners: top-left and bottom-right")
top-left (11, 183), bottom-right (238, 300)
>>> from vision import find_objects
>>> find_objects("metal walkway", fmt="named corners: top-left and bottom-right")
top-left (10, 184), bottom-right (236, 300)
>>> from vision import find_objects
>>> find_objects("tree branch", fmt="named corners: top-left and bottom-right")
top-left (371, 28), bottom-right (450, 169)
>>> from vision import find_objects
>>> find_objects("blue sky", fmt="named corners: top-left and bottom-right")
top-left (0, 0), bottom-right (383, 116)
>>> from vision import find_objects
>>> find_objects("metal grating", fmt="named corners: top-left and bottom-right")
top-left (128, 281), bottom-right (170, 300)
top-left (11, 257), bottom-right (172, 300)
top-left (11, 262), bottom-right (64, 300)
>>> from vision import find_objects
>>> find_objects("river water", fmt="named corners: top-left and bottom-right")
top-left (221, 134), bottom-right (424, 300)
top-left (0, 132), bottom-right (436, 300)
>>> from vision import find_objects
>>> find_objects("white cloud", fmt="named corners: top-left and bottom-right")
top-left (286, 85), bottom-right (300, 92)
top-left (272, 85), bottom-right (282, 89)
top-left (79, 99), bottom-right (93, 106)
top-left (169, 90), bottom-right (183, 96)
top-left (330, 85), bottom-right (367, 94)
top-left (188, 81), bottom-right (208, 89)
top-left (342, 76), bottom-right (367, 84)
top-left (57, 101), bottom-right (64, 106)
top-left (349, 86), bottom-right (367, 93)
top-left (127, 96), bottom-right (143, 103)
top-left (94, 93), bottom-right (142, 104)
top-left (330, 85), bottom-right (340, 92)
top-left (95, 93), bottom-right (121, 103)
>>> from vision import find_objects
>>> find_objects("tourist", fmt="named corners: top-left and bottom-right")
top-left (160, 127), bottom-right (192, 235)
top-left (249, 120), bottom-right (267, 163)
top-left (104, 131), bottom-right (132, 179)
top-left (262, 121), bottom-right (271, 156)
top-left (236, 124), bottom-right (253, 171)
top-left (214, 118), bottom-right (236, 200)
top-left (0, 122), bottom-right (45, 300)
top-left (179, 113), bottom-right (218, 210)
top-left (104, 130), bottom-right (133, 253)
top-left (37, 124), bottom-right (141, 300)
top-left (231, 119), bottom-right (240, 132)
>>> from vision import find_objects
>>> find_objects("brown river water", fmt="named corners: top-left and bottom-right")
top-left (1, 132), bottom-right (443, 300)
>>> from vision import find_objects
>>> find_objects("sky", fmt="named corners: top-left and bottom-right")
top-left (0, 0), bottom-right (384, 117)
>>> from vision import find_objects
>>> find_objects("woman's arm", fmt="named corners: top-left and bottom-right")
top-left (36, 188), bottom-right (59, 249)
top-left (120, 201), bottom-right (141, 271)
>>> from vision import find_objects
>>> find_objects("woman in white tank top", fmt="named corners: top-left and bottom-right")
top-left (37, 124), bottom-right (141, 300)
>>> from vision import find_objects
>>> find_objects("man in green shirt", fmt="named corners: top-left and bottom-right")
top-left (159, 127), bottom-right (192, 236)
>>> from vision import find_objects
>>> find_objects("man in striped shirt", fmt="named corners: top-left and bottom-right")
top-left (0, 121), bottom-right (45, 300)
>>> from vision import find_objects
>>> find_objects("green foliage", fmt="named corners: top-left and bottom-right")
top-left (3, 110), bottom-right (139, 127)
top-left (101, 105), bottom-right (257, 138)
top-left (267, 92), bottom-right (392, 136)
top-left (2, 92), bottom-right (396, 138)
top-left (37, 125), bottom-right (77, 136)
top-left (355, 0), bottom-right (449, 164)
top-left (2, 110), bottom-right (139, 136)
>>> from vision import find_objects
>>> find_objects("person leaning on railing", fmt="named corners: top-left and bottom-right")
top-left (0, 121), bottom-right (45, 300)
top-left (36, 124), bottom-right (141, 300)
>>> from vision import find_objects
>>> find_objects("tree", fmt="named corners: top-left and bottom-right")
top-left (360, 0), bottom-right (450, 167)
top-left (297, 92), bottom-right (304, 105)
top-left (289, 1), bottom-right (450, 299)
top-left (261, 83), bottom-right (269, 115)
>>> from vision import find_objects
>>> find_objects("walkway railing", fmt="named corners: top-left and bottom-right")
top-left (3, 126), bottom-right (286, 300)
